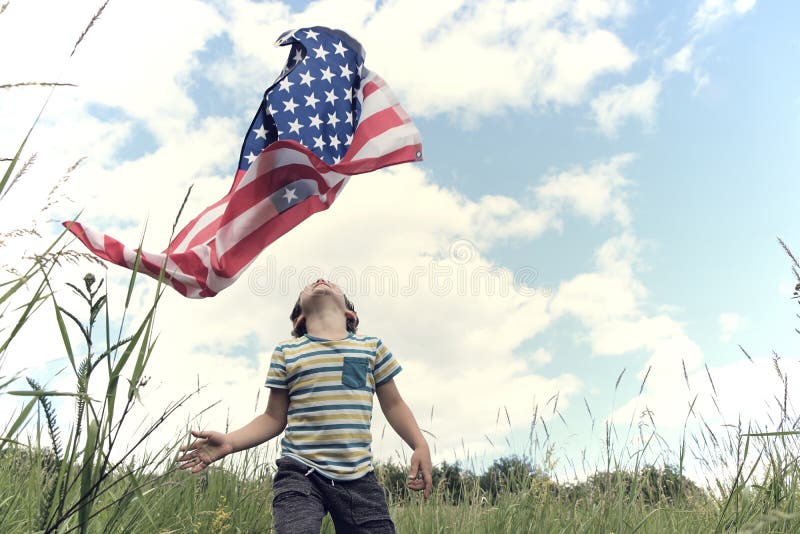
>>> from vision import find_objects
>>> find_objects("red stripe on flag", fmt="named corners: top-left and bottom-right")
top-left (362, 79), bottom-right (382, 99)
top-left (183, 162), bottom-right (332, 252)
top-left (344, 107), bottom-right (405, 162)
top-left (339, 144), bottom-right (422, 175)
top-left (167, 249), bottom-right (212, 296)
top-left (215, 180), bottom-right (346, 276)
top-left (212, 199), bottom-right (281, 276)
top-left (102, 235), bottom-right (129, 267)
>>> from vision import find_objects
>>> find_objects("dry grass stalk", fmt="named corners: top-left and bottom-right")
top-left (40, 157), bottom-right (83, 213)
top-left (26, 249), bottom-right (107, 268)
top-left (704, 363), bottom-right (718, 397)
top-left (682, 358), bottom-right (690, 390)
top-left (71, 0), bottom-right (111, 57)
top-left (778, 237), bottom-right (800, 271)
top-left (0, 82), bottom-right (77, 90)
top-left (2, 152), bottom-right (36, 200)
top-left (615, 368), bottom-right (626, 391)
top-left (639, 365), bottom-right (651, 394)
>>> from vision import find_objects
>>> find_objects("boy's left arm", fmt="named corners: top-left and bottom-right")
top-left (376, 379), bottom-right (433, 498)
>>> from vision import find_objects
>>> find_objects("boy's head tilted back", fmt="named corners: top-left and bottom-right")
top-left (290, 279), bottom-right (359, 337)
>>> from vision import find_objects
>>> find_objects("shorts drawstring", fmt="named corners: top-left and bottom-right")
top-left (304, 466), bottom-right (335, 486)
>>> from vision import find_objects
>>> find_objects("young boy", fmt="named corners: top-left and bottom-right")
top-left (177, 279), bottom-right (432, 533)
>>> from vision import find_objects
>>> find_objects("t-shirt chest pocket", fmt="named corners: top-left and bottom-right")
top-left (341, 356), bottom-right (369, 388)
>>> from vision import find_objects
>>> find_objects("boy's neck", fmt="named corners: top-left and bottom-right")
top-left (303, 306), bottom-right (349, 340)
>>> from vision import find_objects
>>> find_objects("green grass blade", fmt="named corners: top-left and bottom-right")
top-left (125, 222), bottom-right (147, 309)
top-left (0, 397), bottom-right (37, 453)
top-left (7, 391), bottom-right (93, 401)
top-left (0, 126), bottom-right (33, 201)
top-left (0, 277), bottom-right (51, 355)
top-left (744, 431), bottom-right (800, 437)
top-left (52, 304), bottom-right (78, 373)
top-left (77, 420), bottom-right (99, 533)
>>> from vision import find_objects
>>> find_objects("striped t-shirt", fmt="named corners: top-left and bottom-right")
top-left (265, 333), bottom-right (402, 480)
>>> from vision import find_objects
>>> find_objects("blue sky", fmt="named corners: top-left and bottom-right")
top-left (2, 0), bottom-right (799, 481)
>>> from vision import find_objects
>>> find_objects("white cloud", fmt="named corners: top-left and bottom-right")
top-left (531, 348), bottom-right (554, 366)
top-left (550, 232), bottom-right (646, 327)
top-left (692, 0), bottom-right (757, 33)
top-left (664, 44), bottom-right (693, 73)
top-left (214, 0), bottom-right (636, 122)
top-left (613, 348), bottom-right (799, 437)
top-left (590, 77), bottom-right (661, 137)
top-left (719, 312), bottom-right (744, 342)
top-left (572, 0), bottom-right (631, 25)
top-left (534, 153), bottom-right (635, 228)
top-left (589, 315), bottom-right (685, 356)
top-left (660, 0), bottom-right (756, 97)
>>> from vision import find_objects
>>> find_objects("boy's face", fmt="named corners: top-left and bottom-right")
top-left (300, 278), bottom-right (345, 305)
top-left (294, 279), bottom-right (355, 330)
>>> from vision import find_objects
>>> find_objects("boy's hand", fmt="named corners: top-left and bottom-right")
top-left (176, 430), bottom-right (233, 473)
top-left (407, 445), bottom-right (433, 498)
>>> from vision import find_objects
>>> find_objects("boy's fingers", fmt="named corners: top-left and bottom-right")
top-left (407, 479), bottom-right (424, 491)
top-left (408, 457), bottom-right (419, 480)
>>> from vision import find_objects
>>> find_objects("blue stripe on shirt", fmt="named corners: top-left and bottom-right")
top-left (288, 423), bottom-right (371, 432)
top-left (288, 403), bottom-right (372, 415)
top-left (285, 347), bottom-right (374, 364)
top-left (376, 365), bottom-right (401, 387)
top-left (286, 441), bottom-right (372, 451)
top-left (292, 384), bottom-right (370, 396)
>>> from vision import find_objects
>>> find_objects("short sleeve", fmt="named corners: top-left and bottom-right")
top-left (373, 339), bottom-right (402, 387)
top-left (265, 346), bottom-right (288, 389)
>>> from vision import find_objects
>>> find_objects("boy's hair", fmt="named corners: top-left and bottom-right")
top-left (290, 293), bottom-right (359, 338)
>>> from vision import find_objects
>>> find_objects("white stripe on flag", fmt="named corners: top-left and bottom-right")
top-left (352, 122), bottom-right (421, 161)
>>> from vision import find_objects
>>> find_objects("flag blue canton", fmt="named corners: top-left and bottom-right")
top-left (239, 27), bottom-right (364, 171)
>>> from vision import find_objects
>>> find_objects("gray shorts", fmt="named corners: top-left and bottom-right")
top-left (272, 457), bottom-right (396, 534)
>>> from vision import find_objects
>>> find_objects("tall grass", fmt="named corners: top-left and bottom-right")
top-left (0, 4), bottom-right (203, 532)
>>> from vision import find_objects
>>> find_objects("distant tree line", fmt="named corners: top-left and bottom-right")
top-left (374, 455), bottom-right (706, 506)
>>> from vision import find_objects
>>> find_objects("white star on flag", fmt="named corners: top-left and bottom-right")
top-left (333, 41), bottom-right (347, 57)
top-left (253, 125), bottom-right (268, 139)
top-left (299, 71), bottom-right (316, 87)
top-left (313, 44), bottom-right (329, 60)
top-left (288, 118), bottom-right (303, 134)
top-left (327, 112), bottom-right (340, 127)
top-left (320, 66), bottom-right (335, 83)
top-left (283, 98), bottom-right (298, 113)
top-left (324, 88), bottom-right (338, 104)
top-left (283, 187), bottom-right (298, 203)
top-left (304, 93), bottom-right (320, 109)
top-left (279, 77), bottom-right (294, 92)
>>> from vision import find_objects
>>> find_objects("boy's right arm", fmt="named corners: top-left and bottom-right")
top-left (226, 388), bottom-right (289, 453)
top-left (177, 388), bottom-right (289, 472)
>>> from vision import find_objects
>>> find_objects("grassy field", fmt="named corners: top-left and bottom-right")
top-left (0, 433), bottom-right (798, 533)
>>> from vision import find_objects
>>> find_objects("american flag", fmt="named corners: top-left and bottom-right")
top-left (64, 26), bottom-right (422, 298)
